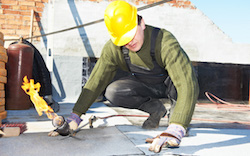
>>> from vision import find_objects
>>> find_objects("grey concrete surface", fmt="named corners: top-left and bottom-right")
top-left (110, 99), bottom-right (250, 130)
top-left (117, 125), bottom-right (250, 156)
top-left (1, 101), bottom-right (250, 156)
top-left (0, 127), bottom-right (143, 156)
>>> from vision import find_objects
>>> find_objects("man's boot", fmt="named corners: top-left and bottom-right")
top-left (44, 95), bottom-right (60, 113)
top-left (138, 98), bottom-right (167, 129)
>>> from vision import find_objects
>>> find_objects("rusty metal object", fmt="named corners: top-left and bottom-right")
top-left (6, 38), bottom-right (34, 110)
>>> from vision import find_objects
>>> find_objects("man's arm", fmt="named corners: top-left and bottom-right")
top-left (48, 42), bottom-right (119, 137)
top-left (159, 30), bottom-right (199, 128)
top-left (73, 45), bottom-right (119, 116)
top-left (148, 30), bottom-right (199, 152)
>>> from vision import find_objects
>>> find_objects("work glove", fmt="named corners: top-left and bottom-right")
top-left (147, 124), bottom-right (186, 153)
top-left (48, 113), bottom-right (82, 137)
top-left (66, 113), bottom-right (83, 131)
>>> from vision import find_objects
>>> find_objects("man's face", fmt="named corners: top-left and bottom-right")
top-left (125, 19), bottom-right (146, 52)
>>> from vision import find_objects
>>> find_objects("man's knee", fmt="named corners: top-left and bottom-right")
top-left (105, 83), bottom-right (115, 101)
top-left (105, 81), bottom-right (132, 103)
top-left (105, 81), bottom-right (120, 96)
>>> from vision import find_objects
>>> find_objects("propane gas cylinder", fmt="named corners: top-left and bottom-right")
top-left (6, 38), bottom-right (34, 110)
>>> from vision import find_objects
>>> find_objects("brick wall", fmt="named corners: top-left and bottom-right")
top-left (0, 0), bottom-right (194, 42)
top-left (0, 0), bottom-right (48, 41)
top-left (0, 32), bottom-right (7, 122)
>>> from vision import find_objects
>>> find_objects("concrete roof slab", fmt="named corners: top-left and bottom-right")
top-left (117, 125), bottom-right (250, 156)
top-left (0, 126), bottom-right (144, 156)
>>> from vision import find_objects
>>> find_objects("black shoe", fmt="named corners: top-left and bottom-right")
top-left (142, 110), bottom-right (167, 129)
top-left (44, 95), bottom-right (60, 113)
top-left (138, 98), bottom-right (167, 129)
top-left (48, 100), bottom-right (60, 113)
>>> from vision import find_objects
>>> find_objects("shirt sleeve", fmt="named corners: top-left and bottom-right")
top-left (72, 41), bottom-right (118, 116)
top-left (159, 30), bottom-right (199, 128)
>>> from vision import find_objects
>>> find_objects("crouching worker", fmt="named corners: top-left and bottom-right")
top-left (49, 1), bottom-right (199, 153)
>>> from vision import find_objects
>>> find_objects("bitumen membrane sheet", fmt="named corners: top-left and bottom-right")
top-left (1, 102), bottom-right (250, 156)
top-left (1, 127), bottom-right (143, 156)
top-left (117, 125), bottom-right (250, 156)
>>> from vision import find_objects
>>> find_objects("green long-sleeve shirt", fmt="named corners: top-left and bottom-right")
top-left (73, 25), bottom-right (199, 128)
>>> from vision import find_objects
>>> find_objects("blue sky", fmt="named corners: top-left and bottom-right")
top-left (191, 0), bottom-right (250, 44)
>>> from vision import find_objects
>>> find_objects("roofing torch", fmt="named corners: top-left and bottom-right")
top-left (52, 114), bottom-right (151, 137)
top-left (52, 116), bottom-right (73, 136)
top-left (51, 115), bottom-right (93, 137)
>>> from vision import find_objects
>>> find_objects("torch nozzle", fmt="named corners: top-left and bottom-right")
top-left (52, 116), bottom-right (71, 136)
top-left (52, 116), bottom-right (65, 128)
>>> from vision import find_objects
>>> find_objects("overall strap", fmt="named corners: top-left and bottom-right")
top-left (121, 46), bottom-right (131, 71)
top-left (150, 27), bottom-right (160, 61)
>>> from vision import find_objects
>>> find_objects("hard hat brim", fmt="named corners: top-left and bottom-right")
top-left (111, 24), bottom-right (138, 46)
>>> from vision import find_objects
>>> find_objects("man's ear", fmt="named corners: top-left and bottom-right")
top-left (141, 18), bottom-right (146, 30)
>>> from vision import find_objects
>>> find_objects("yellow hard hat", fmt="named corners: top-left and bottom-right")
top-left (104, 1), bottom-right (137, 46)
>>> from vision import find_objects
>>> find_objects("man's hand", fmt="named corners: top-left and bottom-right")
top-left (147, 124), bottom-right (186, 153)
top-left (48, 113), bottom-right (82, 137)
top-left (66, 113), bottom-right (83, 130)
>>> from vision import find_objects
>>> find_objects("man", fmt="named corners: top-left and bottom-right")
top-left (49, 1), bottom-right (199, 153)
